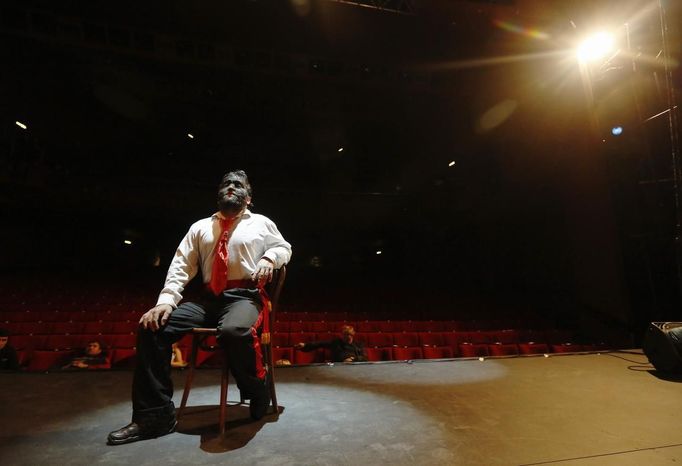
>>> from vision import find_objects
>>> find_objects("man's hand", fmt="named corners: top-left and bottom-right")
top-left (252, 257), bottom-right (274, 286)
top-left (343, 357), bottom-right (355, 363)
top-left (294, 342), bottom-right (305, 349)
top-left (139, 304), bottom-right (173, 331)
top-left (72, 360), bottom-right (88, 368)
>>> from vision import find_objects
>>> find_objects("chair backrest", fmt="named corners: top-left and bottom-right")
top-left (266, 266), bottom-right (287, 323)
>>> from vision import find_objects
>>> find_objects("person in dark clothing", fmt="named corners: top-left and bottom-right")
top-left (63, 340), bottom-right (111, 369)
top-left (294, 325), bottom-right (367, 362)
top-left (0, 328), bottom-right (19, 371)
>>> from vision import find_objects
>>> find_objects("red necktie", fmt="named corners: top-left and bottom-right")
top-left (209, 218), bottom-right (234, 295)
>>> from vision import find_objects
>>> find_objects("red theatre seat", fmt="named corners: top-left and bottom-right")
top-left (293, 349), bottom-right (321, 365)
top-left (111, 348), bottom-right (137, 368)
top-left (277, 312), bottom-right (293, 322)
top-left (422, 346), bottom-right (454, 359)
top-left (16, 322), bottom-right (52, 335)
top-left (111, 321), bottom-right (138, 334)
top-left (177, 333), bottom-right (194, 349)
top-left (367, 333), bottom-right (394, 348)
top-left (315, 332), bottom-right (334, 342)
top-left (27, 350), bottom-right (75, 372)
top-left (492, 330), bottom-right (520, 344)
top-left (459, 342), bottom-right (489, 358)
top-left (68, 311), bottom-right (93, 322)
top-left (271, 333), bottom-right (290, 347)
top-left (518, 342), bottom-right (549, 355)
top-left (288, 322), bottom-right (304, 332)
top-left (466, 331), bottom-right (494, 344)
top-left (418, 332), bottom-right (445, 347)
top-left (272, 347), bottom-right (294, 363)
top-left (551, 343), bottom-right (584, 353)
top-left (392, 332), bottom-right (419, 347)
top-left (518, 329), bottom-right (548, 344)
top-left (195, 348), bottom-right (224, 368)
top-left (272, 321), bottom-right (290, 333)
top-left (82, 321), bottom-right (113, 334)
top-left (8, 334), bottom-right (34, 350)
top-left (365, 347), bottom-right (393, 362)
top-left (304, 321), bottom-right (329, 333)
top-left (392, 346), bottom-right (423, 360)
top-left (51, 322), bottom-right (85, 335)
top-left (290, 332), bottom-right (317, 345)
top-left (411, 321), bottom-right (437, 332)
top-left (112, 334), bottom-right (137, 349)
top-left (45, 334), bottom-right (82, 350)
top-left (377, 321), bottom-right (397, 333)
top-left (488, 343), bottom-right (519, 357)
top-left (356, 321), bottom-right (381, 333)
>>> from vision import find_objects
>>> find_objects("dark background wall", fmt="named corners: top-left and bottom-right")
top-left (1, 0), bottom-right (680, 343)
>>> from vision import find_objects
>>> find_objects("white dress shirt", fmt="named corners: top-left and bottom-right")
top-left (156, 209), bottom-right (292, 308)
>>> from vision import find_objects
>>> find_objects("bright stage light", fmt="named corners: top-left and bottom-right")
top-left (15, 121), bottom-right (27, 130)
top-left (611, 126), bottom-right (623, 136)
top-left (576, 32), bottom-right (614, 62)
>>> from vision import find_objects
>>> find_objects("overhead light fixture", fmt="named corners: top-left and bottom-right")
top-left (15, 121), bottom-right (27, 130)
top-left (338, 147), bottom-right (344, 152)
top-left (124, 240), bottom-right (132, 245)
top-left (576, 32), bottom-right (614, 63)
top-left (187, 133), bottom-right (194, 139)
top-left (448, 161), bottom-right (456, 167)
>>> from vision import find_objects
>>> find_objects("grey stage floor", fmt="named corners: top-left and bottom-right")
top-left (1, 350), bottom-right (681, 466)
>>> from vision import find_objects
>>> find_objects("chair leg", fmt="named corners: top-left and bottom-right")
top-left (264, 344), bottom-right (278, 413)
top-left (178, 336), bottom-right (200, 420)
top-left (219, 352), bottom-right (229, 435)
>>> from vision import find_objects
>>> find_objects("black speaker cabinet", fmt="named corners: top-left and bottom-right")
top-left (643, 322), bottom-right (682, 373)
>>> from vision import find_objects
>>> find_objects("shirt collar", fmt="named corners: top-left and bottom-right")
top-left (213, 208), bottom-right (251, 221)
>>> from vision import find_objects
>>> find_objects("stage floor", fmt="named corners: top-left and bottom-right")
top-left (1, 350), bottom-right (680, 465)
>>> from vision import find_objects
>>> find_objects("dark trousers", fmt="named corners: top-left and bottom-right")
top-left (132, 288), bottom-right (263, 421)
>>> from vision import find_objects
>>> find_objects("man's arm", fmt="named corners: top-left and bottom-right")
top-left (156, 226), bottom-right (201, 308)
top-left (293, 340), bottom-right (332, 351)
top-left (253, 218), bottom-right (292, 286)
top-left (141, 225), bottom-right (201, 331)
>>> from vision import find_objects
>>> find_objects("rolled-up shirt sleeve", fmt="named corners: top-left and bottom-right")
top-left (261, 218), bottom-right (292, 268)
top-left (156, 225), bottom-right (201, 308)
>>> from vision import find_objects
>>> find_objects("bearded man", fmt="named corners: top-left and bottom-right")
top-left (108, 170), bottom-right (292, 445)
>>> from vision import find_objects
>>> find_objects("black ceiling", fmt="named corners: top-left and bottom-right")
top-left (1, 0), bottom-right (680, 306)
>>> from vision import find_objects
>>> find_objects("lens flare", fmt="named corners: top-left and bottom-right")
top-left (576, 32), bottom-right (614, 62)
top-left (493, 19), bottom-right (550, 40)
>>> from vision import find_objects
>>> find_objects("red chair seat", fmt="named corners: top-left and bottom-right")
top-left (422, 346), bottom-right (453, 359)
top-left (392, 346), bottom-right (423, 360)
top-left (27, 350), bottom-right (75, 372)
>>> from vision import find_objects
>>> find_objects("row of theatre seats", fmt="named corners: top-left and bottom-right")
top-left (2, 329), bottom-right (606, 373)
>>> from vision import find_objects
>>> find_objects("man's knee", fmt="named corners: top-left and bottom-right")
top-left (218, 324), bottom-right (253, 341)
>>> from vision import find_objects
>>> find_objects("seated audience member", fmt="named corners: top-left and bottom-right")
top-left (63, 340), bottom-right (111, 370)
top-left (0, 328), bottom-right (19, 371)
top-left (170, 343), bottom-right (187, 368)
top-left (294, 325), bottom-right (367, 363)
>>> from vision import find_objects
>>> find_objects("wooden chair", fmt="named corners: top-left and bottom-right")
top-left (177, 266), bottom-right (286, 434)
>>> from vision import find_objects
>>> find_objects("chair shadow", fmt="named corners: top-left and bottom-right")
top-left (648, 370), bottom-right (682, 383)
top-left (176, 404), bottom-right (284, 453)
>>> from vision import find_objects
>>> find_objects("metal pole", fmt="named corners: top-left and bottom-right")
top-left (658, 0), bottom-right (682, 300)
